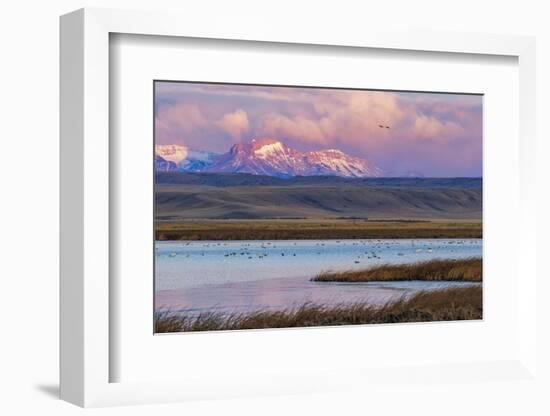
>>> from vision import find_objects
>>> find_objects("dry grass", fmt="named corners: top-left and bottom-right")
top-left (155, 285), bottom-right (482, 333)
top-left (312, 257), bottom-right (482, 283)
top-left (155, 219), bottom-right (482, 240)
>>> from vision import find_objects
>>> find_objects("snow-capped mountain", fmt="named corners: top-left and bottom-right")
top-left (302, 148), bottom-right (384, 177)
top-left (155, 144), bottom-right (218, 172)
top-left (155, 155), bottom-right (178, 172)
top-left (207, 138), bottom-right (383, 177)
top-left (155, 144), bottom-right (188, 164)
top-left (205, 139), bottom-right (302, 177)
top-left (156, 138), bottom-right (383, 178)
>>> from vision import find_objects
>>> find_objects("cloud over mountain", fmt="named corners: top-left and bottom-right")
top-left (155, 82), bottom-right (482, 177)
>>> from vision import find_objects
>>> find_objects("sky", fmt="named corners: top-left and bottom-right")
top-left (155, 81), bottom-right (482, 177)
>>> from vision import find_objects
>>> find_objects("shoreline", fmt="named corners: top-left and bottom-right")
top-left (155, 285), bottom-right (482, 333)
top-left (312, 258), bottom-right (482, 283)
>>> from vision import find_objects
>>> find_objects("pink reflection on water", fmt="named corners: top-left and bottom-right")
top-left (156, 275), bottom-right (416, 316)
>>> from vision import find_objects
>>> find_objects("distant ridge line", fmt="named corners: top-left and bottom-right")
top-left (156, 172), bottom-right (482, 189)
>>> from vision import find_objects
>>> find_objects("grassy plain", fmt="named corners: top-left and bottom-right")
top-left (155, 285), bottom-right (482, 332)
top-left (155, 218), bottom-right (482, 240)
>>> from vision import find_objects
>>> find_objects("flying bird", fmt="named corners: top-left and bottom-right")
top-left (385, 126), bottom-right (390, 129)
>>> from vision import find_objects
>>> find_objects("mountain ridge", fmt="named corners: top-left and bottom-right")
top-left (155, 139), bottom-right (384, 178)
top-left (156, 172), bottom-right (482, 189)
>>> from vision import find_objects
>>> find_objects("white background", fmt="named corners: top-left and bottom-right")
top-left (1, 1), bottom-right (549, 415)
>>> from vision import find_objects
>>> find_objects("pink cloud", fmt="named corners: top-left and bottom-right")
top-left (155, 104), bottom-right (207, 143)
top-left (216, 109), bottom-right (250, 141)
top-left (155, 82), bottom-right (482, 176)
top-left (410, 115), bottom-right (464, 142)
top-left (256, 113), bottom-right (327, 144)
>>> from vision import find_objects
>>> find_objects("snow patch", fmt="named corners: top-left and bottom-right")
top-left (155, 144), bottom-right (188, 164)
top-left (253, 142), bottom-right (285, 158)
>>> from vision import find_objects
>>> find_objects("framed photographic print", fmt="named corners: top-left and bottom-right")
top-left (153, 81), bottom-right (483, 333)
top-left (60, 8), bottom-right (539, 408)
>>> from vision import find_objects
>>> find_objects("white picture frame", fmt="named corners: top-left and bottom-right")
top-left (60, 7), bottom-right (538, 407)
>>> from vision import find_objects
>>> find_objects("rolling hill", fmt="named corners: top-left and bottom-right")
top-left (155, 180), bottom-right (482, 220)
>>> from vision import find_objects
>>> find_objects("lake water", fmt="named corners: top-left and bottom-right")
top-left (155, 238), bottom-right (482, 315)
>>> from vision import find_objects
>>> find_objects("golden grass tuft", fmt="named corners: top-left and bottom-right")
top-left (155, 285), bottom-right (482, 333)
top-left (312, 257), bottom-right (482, 283)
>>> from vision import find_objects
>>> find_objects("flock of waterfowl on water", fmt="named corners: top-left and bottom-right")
top-left (159, 239), bottom-right (479, 265)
